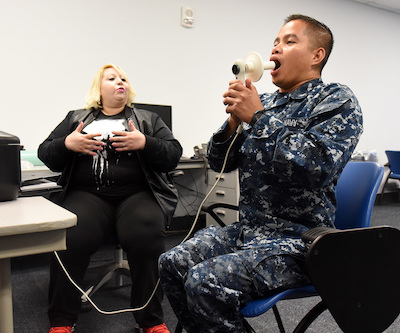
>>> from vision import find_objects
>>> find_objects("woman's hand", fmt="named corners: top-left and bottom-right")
top-left (110, 120), bottom-right (146, 151)
top-left (64, 122), bottom-right (104, 156)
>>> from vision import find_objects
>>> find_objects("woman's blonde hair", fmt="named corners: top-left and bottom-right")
top-left (85, 64), bottom-right (137, 109)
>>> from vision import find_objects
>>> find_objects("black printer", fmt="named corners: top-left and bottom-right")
top-left (0, 131), bottom-right (21, 201)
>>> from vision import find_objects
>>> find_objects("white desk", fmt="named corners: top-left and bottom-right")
top-left (0, 196), bottom-right (77, 333)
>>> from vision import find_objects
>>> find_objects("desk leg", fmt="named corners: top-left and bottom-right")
top-left (0, 258), bottom-right (14, 333)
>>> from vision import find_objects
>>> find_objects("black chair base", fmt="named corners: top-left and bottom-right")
top-left (81, 245), bottom-right (130, 309)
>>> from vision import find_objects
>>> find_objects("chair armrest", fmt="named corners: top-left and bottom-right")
top-left (169, 170), bottom-right (185, 178)
top-left (305, 226), bottom-right (400, 333)
top-left (301, 226), bottom-right (336, 248)
top-left (201, 203), bottom-right (239, 227)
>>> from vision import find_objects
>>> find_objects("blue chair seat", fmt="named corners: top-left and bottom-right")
top-left (240, 285), bottom-right (317, 317)
top-left (390, 172), bottom-right (400, 179)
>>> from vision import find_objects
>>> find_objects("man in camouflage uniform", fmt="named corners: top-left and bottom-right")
top-left (159, 14), bottom-right (363, 332)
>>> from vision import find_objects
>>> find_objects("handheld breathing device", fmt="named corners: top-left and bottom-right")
top-left (232, 51), bottom-right (276, 83)
top-left (231, 52), bottom-right (277, 133)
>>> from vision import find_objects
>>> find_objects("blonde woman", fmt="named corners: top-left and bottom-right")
top-left (39, 64), bottom-right (182, 333)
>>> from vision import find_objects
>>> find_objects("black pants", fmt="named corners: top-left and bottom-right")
top-left (48, 190), bottom-right (166, 328)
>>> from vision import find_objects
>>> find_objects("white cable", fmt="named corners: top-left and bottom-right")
top-left (54, 127), bottom-right (241, 315)
top-left (180, 129), bottom-right (240, 244)
top-left (54, 250), bottom-right (159, 314)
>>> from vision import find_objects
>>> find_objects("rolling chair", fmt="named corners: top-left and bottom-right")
top-left (81, 242), bottom-right (130, 306)
top-left (380, 150), bottom-right (400, 202)
top-left (175, 161), bottom-right (400, 333)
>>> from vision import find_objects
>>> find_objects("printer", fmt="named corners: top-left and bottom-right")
top-left (0, 131), bottom-right (21, 201)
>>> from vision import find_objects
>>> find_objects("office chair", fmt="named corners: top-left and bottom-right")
top-left (175, 161), bottom-right (393, 333)
top-left (81, 242), bottom-right (130, 308)
top-left (379, 150), bottom-right (400, 203)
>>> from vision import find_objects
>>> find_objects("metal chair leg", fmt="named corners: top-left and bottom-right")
top-left (292, 300), bottom-right (327, 333)
top-left (272, 305), bottom-right (286, 333)
top-left (243, 305), bottom-right (286, 333)
top-left (243, 318), bottom-right (257, 333)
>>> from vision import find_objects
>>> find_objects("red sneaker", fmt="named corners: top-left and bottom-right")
top-left (49, 327), bottom-right (73, 333)
top-left (142, 323), bottom-right (170, 333)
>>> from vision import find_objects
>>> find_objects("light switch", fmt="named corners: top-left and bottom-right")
top-left (181, 6), bottom-right (194, 28)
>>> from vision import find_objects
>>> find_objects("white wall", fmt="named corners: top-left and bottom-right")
top-left (1, 0), bottom-right (399, 163)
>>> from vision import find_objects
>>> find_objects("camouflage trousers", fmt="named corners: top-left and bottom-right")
top-left (158, 224), bottom-right (309, 333)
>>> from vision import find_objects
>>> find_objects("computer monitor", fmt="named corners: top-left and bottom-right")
top-left (133, 103), bottom-right (172, 131)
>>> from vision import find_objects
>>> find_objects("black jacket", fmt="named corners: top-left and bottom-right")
top-left (38, 106), bottom-right (183, 227)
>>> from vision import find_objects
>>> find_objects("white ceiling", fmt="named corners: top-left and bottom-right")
top-left (349, 0), bottom-right (400, 14)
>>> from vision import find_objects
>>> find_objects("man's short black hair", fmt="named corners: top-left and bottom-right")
top-left (285, 14), bottom-right (334, 71)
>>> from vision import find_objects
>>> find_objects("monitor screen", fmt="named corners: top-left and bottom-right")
top-left (133, 103), bottom-right (172, 131)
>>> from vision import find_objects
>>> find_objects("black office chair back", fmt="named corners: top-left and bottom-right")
top-left (307, 226), bottom-right (400, 333)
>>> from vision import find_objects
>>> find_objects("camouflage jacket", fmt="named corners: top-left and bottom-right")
top-left (207, 79), bottom-right (363, 259)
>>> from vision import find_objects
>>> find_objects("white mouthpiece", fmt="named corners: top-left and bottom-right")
top-left (263, 61), bottom-right (276, 71)
top-left (245, 52), bottom-right (274, 82)
top-left (232, 52), bottom-right (276, 83)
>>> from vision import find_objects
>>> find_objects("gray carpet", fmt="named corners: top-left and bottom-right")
top-left (10, 195), bottom-right (400, 333)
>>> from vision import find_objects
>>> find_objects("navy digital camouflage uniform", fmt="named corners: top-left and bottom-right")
top-left (159, 78), bottom-right (363, 332)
